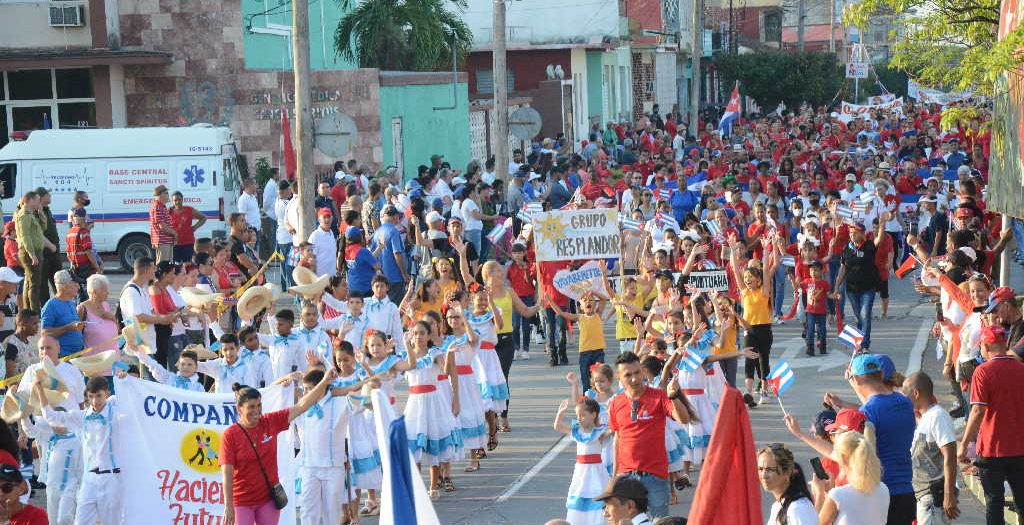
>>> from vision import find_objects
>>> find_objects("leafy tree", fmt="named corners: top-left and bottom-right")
top-left (844, 0), bottom-right (1024, 96)
top-left (334, 0), bottom-right (473, 72)
top-left (716, 51), bottom-right (845, 109)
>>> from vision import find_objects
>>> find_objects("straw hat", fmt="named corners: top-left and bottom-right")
top-left (237, 285), bottom-right (274, 320)
top-left (263, 282), bottom-right (282, 301)
top-left (289, 274), bottom-right (330, 299)
top-left (120, 323), bottom-right (155, 355)
top-left (0, 390), bottom-right (28, 423)
top-left (39, 358), bottom-right (70, 404)
top-left (182, 343), bottom-right (218, 361)
top-left (179, 286), bottom-right (219, 308)
top-left (70, 350), bottom-right (118, 376)
top-left (292, 266), bottom-right (318, 287)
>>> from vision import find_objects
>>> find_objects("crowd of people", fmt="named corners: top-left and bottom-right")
top-left (0, 96), bottom-right (1019, 525)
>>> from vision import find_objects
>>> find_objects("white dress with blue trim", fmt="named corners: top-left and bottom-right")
top-left (403, 347), bottom-right (463, 466)
top-left (584, 388), bottom-right (615, 475)
top-left (467, 311), bottom-right (510, 412)
top-left (446, 333), bottom-right (488, 450)
top-left (675, 353), bottom-right (714, 466)
top-left (340, 370), bottom-right (382, 490)
top-left (565, 421), bottom-right (611, 525)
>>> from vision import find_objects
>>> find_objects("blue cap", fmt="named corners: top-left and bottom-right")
top-left (409, 188), bottom-right (424, 199)
top-left (404, 179), bottom-right (421, 191)
top-left (454, 186), bottom-right (467, 199)
top-left (345, 226), bottom-right (363, 240)
top-left (876, 354), bottom-right (895, 381)
top-left (851, 353), bottom-right (884, 376)
top-left (430, 197), bottom-right (443, 210)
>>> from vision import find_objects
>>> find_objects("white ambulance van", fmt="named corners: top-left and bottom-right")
top-left (0, 125), bottom-right (241, 269)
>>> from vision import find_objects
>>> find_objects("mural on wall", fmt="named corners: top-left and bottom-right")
top-left (989, 0), bottom-right (1024, 217)
top-left (179, 80), bottom-right (236, 126)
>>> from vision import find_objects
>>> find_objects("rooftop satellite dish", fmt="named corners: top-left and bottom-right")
top-left (314, 112), bottom-right (358, 158)
top-left (509, 107), bottom-right (542, 141)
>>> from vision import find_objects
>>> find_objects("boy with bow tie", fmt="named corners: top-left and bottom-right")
top-left (258, 308), bottom-right (309, 379)
top-left (132, 348), bottom-right (206, 392)
top-left (20, 407), bottom-right (82, 525)
top-left (364, 276), bottom-right (405, 355)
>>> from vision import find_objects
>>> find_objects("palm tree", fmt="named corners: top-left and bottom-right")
top-left (334, 0), bottom-right (473, 72)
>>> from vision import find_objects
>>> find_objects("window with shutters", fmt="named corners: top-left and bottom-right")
top-left (475, 69), bottom-right (515, 94)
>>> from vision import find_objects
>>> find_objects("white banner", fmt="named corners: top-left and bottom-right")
top-left (866, 93), bottom-right (896, 105)
top-left (115, 377), bottom-right (296, 525)
top-left (686, 270), bottom-right (730, 292)
top-left (907, 80), bottom-right (972, 106)
top-left (552, 260), bottom-right (612, 300)
top-left (837, 97), bottom-right (904, 122)
top-left (532, 208), bottom-right (621, 262)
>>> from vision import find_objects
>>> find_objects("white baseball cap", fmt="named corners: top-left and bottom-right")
top-left (0, 267), bottom-right (23, 284)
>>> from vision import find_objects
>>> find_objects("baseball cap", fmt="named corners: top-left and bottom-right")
top-left (53, 269), bottom-right (76, 286)
top-left (980, 324), bottom-right (1008, 345)
top-left (0, 267), bottom-right (23, 284)
top-left (849, 222), bottom-right (867, 232)
top-left (850, 353), bottom-right (884, 376)
top-left (0, 463), bottom-right (23, 483)
top-left (654, 269), bottom-right (675, 282)
top-left (813, 409), bottom-right (837, 436)
top-left (317, 208), bottom-right (333, 218)
top-left (955, 206), bottom-right (974, 218)
top-left (430, 198), bottom-right (443, 210)
top-left (824, 408), bottom-right (868, 433)
top-left (876, 354), bottom-right (896, 381)
top-left (985, 287), bottom-right (1016, 314)
top-left (957, 246), bottom-right (977, 262)
top-left (425, 211), bottom-right (443, 225)
top-left (845, 174), bottom-right (857, 182)
top-left (448, 216), bottom-right (463, 225)
top-left (344, 226), bottom-right (363, 240)
top-left (595, 475), bottom-right (648, 502)
top-left (451, 176), bottom-right (467, 186)
top-left (404, 179), bottom-right (422, 192)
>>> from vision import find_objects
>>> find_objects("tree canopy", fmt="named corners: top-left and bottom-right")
top-left (716, 51), bottom-right (845, 109)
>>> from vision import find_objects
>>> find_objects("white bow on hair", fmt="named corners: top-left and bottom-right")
top-left (796, 232), bottom-right (821, 246)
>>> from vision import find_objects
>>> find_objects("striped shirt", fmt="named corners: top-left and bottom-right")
top-left (65, 226), bottom-right (92, 267)
top-left (149, 199), bottom-right (173, 246)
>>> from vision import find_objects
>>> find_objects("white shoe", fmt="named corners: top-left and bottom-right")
top-left (513, 350), bottom-right (521, 361)
top-left (521, 351), bottom-right (530, 360)
top-left (532, 333), bottom-right (545, 344)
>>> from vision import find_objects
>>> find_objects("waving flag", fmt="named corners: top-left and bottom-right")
top-left (371, 390), bottom-right (442, 525)
top-left (657, 188), bottom-right (674, 201)
top-left (835, 204), bottom-right (855, 220)
top-left (686, 172), bottom-right (710, 192)
top-left (702, 220), bottom-right (724, 243)
top-left (718, 83), bottom-right (741, 137)
top-left (780, 256), bottom-right (796, 268)
top-left (838, 325), bottom-right (865, 350)
top-left (655, 212), bottom-right (680, 232)
top-left (281, 108), bottom-right (296, 180)
top-left (676, 346), bottom-right (708, 373)
top-left (619, 213), bottom-right (642, 231)
top-left (894, 255), bottom-right (919, 279)
top-left (766, 360), bottom-right (795, 396)
top-left (486, 217), bottom-right (512, 244)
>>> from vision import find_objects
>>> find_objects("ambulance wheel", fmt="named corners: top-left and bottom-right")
top-left (118, 234), bottom-right (154, 270)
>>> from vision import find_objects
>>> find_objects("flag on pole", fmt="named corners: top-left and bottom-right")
top-left (486, 217), bottom-right (512, 244)
top-left (835, 204), bottom-right (855, 219)
top-left (780, 256), bottom-right (796, 268)
top-left (894, 255), bottom-right (919, 279)
top-left (619, 213), bottom-right (642, 231)
top-left (703, 220), bottom-right (725, 243)
top-left (686, 172), bottom-right (709, 192)
top-left (281, 108), bottom-right (297, 180)
top-left (718, 83), bottom-right (741, 137)
top-left (766, 361), bottom-right (795, 396)
top-left (371, 390), bottom-right (442, 525)
top-left (838, 325), bottom-right (865, 350)
top-left (676, 346), bottom-right (708, 373)
top-left (655, 212), bottom-right (680, 232)
top-left (42, 113), bottom-right (52, 130)
top-left (657, 188), bottom-right (674, 201)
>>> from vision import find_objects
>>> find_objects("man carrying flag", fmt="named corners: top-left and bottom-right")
top-left (838, 325), bottom-right (865, 350)
top-left (718, 83), bottom-right (741, 137)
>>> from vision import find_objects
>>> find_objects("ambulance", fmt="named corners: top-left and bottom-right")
top-left (0, 125), bottom-right (241, 269)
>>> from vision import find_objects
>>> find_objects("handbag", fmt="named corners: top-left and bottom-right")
top-left (236, 424), bottom-right (289, 510)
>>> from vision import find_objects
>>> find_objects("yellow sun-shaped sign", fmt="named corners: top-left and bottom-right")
top-left (534, 213), bottom-right (568, 249)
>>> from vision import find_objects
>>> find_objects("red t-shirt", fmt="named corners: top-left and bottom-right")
top-left (330, 184), bottom-right (346, 212)
top-left (10, 504), bottom-right (48, 525)
top-left (538, 261), bottom-right (571, 308)
top-left (169, 206), bottom-right (197, 246)
top-left (870, 232), bottom-right (893, 281)
top-left (800, 278), bottom-right (830, 315)
top-left (970, 357), bottom-right (1024, 457)
top-left (4, 238), bottom-right (20, 269)
top-left (0, 449), bottom-right (20, 467)
top-left (608, 386), bottom-right (675, 478)
top-left (506, 263), bottom-right (536, 297)
top-left (220, 408), bottom-right (291, 507)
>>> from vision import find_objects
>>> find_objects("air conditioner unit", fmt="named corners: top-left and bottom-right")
top-left (48, 4), bottom-right (86, 27)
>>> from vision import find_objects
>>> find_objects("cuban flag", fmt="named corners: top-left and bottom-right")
top-left (838, 325), bottom-right (865, 350)
top-left (676, 346), bottom-right (708, 373)
top-left (619, 213), bottom-right (642, 231)
top-left (780, 255), bottom-right (796, 268)
top-left (835, 204), bottom-right (855, 220)
top-left (655, 212), bottom-right (680, 232)
top-left (686, 172), bottom-right (709, 192)
top-left (898, 193), bottom-right (921, 215)
top-left (486, 217), bottom-right (512, 244)
top-left (766, 360), bottom-right (795, 396)
top-left (702, 220), bottom-right (724, 243)
top-left (718, 83), bottom-right (741, 137)
top-left (657, 188), bottom-right (674, 201)
top-left (371, 389), bottom-right (442, 525)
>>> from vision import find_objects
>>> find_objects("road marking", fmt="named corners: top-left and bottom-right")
top-left (905, 318), bottom-right (933, 375)
top-left (495, 435), bottom-right (571, 503)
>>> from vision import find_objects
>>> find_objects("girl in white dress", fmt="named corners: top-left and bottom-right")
top-left (402, 321), bottom-right (463, 500)
top-left (442, 304), bottom-right (487, 473)
top-left (466, 290), bottom-right (509, 452)
top-left (554, 396), bottom-right (610, 525)
top-left (567, 364), bottom-right (618, 476)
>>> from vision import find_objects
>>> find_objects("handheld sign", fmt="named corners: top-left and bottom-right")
top-left (532, 209), bottom-right (621, 262)
top-left (553, 261), bottom-right (611, 300)
top-left (686, 270), bottom-right (730, 292)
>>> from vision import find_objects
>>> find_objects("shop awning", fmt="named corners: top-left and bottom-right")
top-left (0, 48), bottom-right (173, 69)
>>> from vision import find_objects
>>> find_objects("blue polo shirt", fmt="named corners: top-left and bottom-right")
top-left (860, 392), bottom-right (915, 495)
top-left (346, 245), bottom-right (378, 295)
top-left (371, 222), bottom-right (406, 283)
top-left (40, 297), bottom-right (84, 357)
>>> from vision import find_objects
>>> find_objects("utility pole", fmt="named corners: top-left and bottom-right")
top-left (797, 0), bottom-right (806, 51)
top-left (292, 0), bottom-right (315, 241)
top-left (829, 0), bottom-right (836, 52)
top-left (690, 0), bottom-right (702, 136)
top-left (492, 0), bottom-right (509, 183)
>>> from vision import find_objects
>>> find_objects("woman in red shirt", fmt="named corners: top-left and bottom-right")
top-left (169, 192), bottom-right (207, 264)
top-left (221, 369), bottom-right (337, 525)
top-left (506, 242), bottom-right (537, 360)
top-left (149, 261), bottom-right (180, 369)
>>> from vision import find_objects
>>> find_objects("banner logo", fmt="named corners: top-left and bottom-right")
top-left (180, 429), bottom-right (221, 474)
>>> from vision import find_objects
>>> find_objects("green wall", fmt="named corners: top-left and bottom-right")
top-left (242, 0), bottom-right (356, 70)
top-left (586, 51), bottom-right (604, 127)
top-left (379, 82), bottom-right (471, 183)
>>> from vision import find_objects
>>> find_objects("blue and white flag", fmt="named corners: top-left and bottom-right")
top-left (676, 346), bottom-right (708, 373)
top-left (766, 360), bottom-right (795, 395)
top-left (655, 212), bottom-right (680, 232)
top-left (702, 219), bottom-right (724, 243)
top-left (486, 217), bottom-right (512, 244)
top-left (838, 325), bottom-right (865, 350)
top-left (371, 390), bottom-right (442, 525)
top-left (619, 213), bottom-right (642, 231)
top-left (835, 204), bottom-right (855, 219)
top-left (657, 188), bottom-right (674, 201)
top-left (718, 84), bottom-right (741, 137)
top-left (686, 172), bottom-right (709, 192)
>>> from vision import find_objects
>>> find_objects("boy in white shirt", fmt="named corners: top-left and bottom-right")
top-left (290, 302), bottom-right (337, 365)
top-left (197, 334), bottom-right (254, 393)
top-left (237, 327), bottom-right (277, 388)
top-left (308, 208), bottom-right (338, 277)
top-left (364, 276), bottom-right (405, 354)
top-left (339, 295), bottom-right (371, 351)
top-left (35, 374), bottom-right (124, 525)
top-left (132, 347), bottom-right (206, 392)
top-left (258, 308), bottom-right (308, 378)
top-left (21, 410), bottom-right (82, 525)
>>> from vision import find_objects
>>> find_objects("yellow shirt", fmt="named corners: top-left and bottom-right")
top-left (578, 313), bottom-right (606, 352)
top-left (438, 279), bottom-right (462, 303)
top-left (714, 320), bottom-right (738, 355)
top-left (741, 288), bottom-right (772, 326)
top-left (493, 290), bottom-right (514, 334)
top-left (614, 294), bottom-right (646, 340)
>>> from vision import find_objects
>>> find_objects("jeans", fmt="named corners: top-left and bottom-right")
top-left (847, 289), bottom-right (876, 349)
top-left (806, 312), bottom-right (827, 352)
top-left (828, 258), bottom-right (846, 317)
top-left (720, 357), bottom-right (738, 387)
top-left (512, 295), bottom-right (535, 352)
top-left (278, 243), bottom-right (294, 291)
top-left (888, 492), bottom-right (917, 525)
top-left (579, 350), bottom-right (605, 392)
top-left (625, 472), bottom-right (669, 518)
top-left (1013, 218), bottom-right (1024, 258)
top-left (543, 307), bottom-right (567, 362)
top-left (464, 229), bottom-right (483, 256)
top-left (976, 455), bottom-right (1024, 525)
top-left (772, 264), bottom-right (787, 318)
top-left (480, 233), bottom-right (492, 262)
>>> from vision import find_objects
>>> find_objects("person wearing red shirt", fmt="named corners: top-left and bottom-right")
top-left (801, 261), bottom-right (830, 356)
top-left (507, 242), bottom-right (537, 360)
top-left (2, 223), bottom-right (18, 272)
top-left (65, 210), bottom-right (101, 292)
top-left (169, 191), bottom-right (207, 264)
top-left (825, 216), bottom-right (850, 318)
top-left (149, 185), bottom-right (176, 263)
top-left (607, 352), bottom-right (690, 519)
top-left (869, 224), bottom-right (894, 318)
top-left (0, 464), bottom-right (46, 525)
top-left (959, 324), bottom-right (1024, 525)
top-left (539, 260), bottom-right (571, 366)
top-left (329, 180), bottom-right (347, 213)
top-left (221, 370), bottom-right (338, 525)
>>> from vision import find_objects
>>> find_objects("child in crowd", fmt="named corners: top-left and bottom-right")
top-left (237, 327), bottom-right (276, 388)
top-left (364, 276), bottom-right (406, 355)
top-left (801, 261), bottom-right (830, 356)
top-left (506, 242), bottom-right (538, 360)
top-left (131, 347), bottom-right (206, 391)
top-left (553, 396), bottom-right (609, 525)
top-left (550, 292), bottom-right (608, 392)
top-left (466, 289), bottom-right (509, 451)
top-left (20, 407), bottom-right (81, 525)
top-left (196, 334), bottom-right (252, 393)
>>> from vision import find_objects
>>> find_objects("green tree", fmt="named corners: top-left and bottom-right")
top-left (844, 0), bottom-right (1024, 96)
top-left (334, 0), bottom-right (473, 72)
top-left (716, 51), bottom-right (845, 109)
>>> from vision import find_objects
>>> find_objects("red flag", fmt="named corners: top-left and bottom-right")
top-left (835, 300), bottom-right (844, 335)
top-left (281, 107), bottom-right (296, 180)
top-left (894, 255), bottom-right (918, 279)
top-left (688, 387), bottom-right (763, 525)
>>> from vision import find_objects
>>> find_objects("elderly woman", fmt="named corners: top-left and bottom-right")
top-left (39, 270), bottom-right (84, 358)
top-left (78, 274), bottom-right (118, 354)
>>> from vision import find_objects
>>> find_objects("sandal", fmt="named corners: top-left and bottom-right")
top-left (498, 417), bottom-right (511, 433)
top-left (674, 474), bottom-right (693, 491)
top-left (428, 488), bottom-right (440, 500)
top-left (358, 500), bottom-right (379, 516)
top-left (473, 448), bottom-right (487, 460)
top-left (465, 459), bottom-right (481, 472)
top-left (487, 432), bottom-right (499, 451)
top-left (442, 477), bottom-right (456, 492)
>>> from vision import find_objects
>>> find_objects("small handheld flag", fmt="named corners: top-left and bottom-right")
top-left (703, 220), bottom-right (725, 243)
top-left (655, 212), bottom-right (680, 232)
top-left (486, 217), bottom-right (512, 244)
top-left (894, 255), bottom-right (919, 279)
top-left (676, 346), bottom-right (708, 373)
top-left (766, 360), bottom-right (795, 396)
top-left (838, 325), bottom-right (865, 350)
top-left (657, 188), bottom-right (674, 201)
top-left (835, 204), bottom-right (855, 220)
top-left (619, 213), bottom-right (643, 231)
